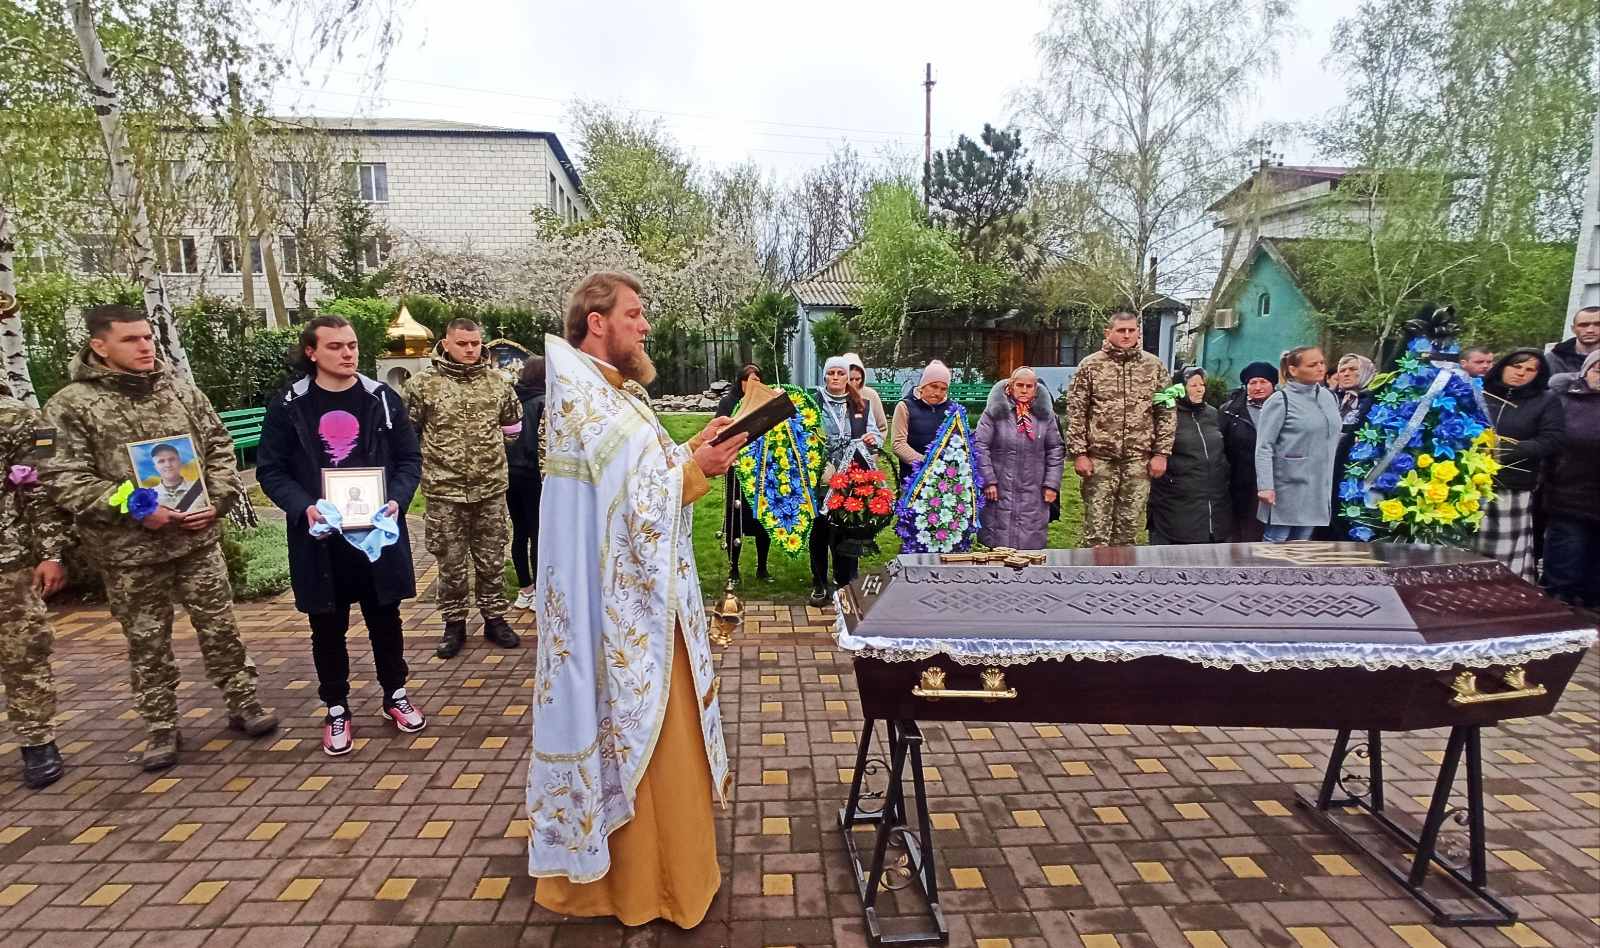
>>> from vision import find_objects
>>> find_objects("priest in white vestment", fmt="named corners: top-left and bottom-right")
top-left (528, 271), bottom-right (746, 927)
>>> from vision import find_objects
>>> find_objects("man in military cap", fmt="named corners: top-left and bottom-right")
top-left (404, 318), bottom-right (523, 658)
top-left (40, 304), bottom-right (278, 772)
top-left (0, 381), bottom-right (70, 788)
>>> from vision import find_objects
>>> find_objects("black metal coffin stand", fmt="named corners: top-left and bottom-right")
top-left (1296, 726), bottom-right (1516, 926)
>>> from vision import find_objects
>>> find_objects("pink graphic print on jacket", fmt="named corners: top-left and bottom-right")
top-left (319, 410), bottom-right (361, 464)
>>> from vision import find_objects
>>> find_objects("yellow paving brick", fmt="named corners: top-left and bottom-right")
top-left (376, 774), bottom-right (408, 790)
top-left (930, 812), bottom-right (960, 830)
top-left (0, 884), bottom-right (36, 907)
top-left (1566, 747), bottom-right (1600, 763)
top-left (1134, 758), bottom-right (1167, 774)
top-left (247, 821), bottom-right (285, 842)
top-left (439, 705), bottom-right (463, 717)
top-left (183, 707), bottom-right (211, 719)
top-left (1277, 753), bottom-right (1314, 769)
top-left (950, 867), bottom-right (986, 889)
top-left (160, 822), bottom-right (202, 843)
top-left (179, 881), bottom-right (228, 905)
top-left (1492, 849), bottom-right (1544, 871)
top-left (377, 877), bottom-right (415, 900)
top-left (761, 702), bottom-right (783, 714)
top-left (504, 820), bottom-right (529, 839)
top-left (761, 770), bottom-right (789, 785)
top-left (297, 776), bottom-right (331, 792)
top-left (82, 883), bottom-right (130, 907)
top-left (1254, 800), bottom-right (1291, 817)
top-left (838, 768), bottom-right (854, 783)
top-left (1581, 847), bottom-right (1600, 862)
top-left (819, 673), bottom-right (841, 685)
top-left (1558, 710), bottom-right (1596, 724)
top-left (1175, 803), bottom-right (1209, 820)
top-left (0, 827), bottom-right (29, 845)
top-left (1206, 755), bottom-right (1241, 771)
top-left (762, 873), bottom-right (793, 896)
top-left (1012, 809), bottom-right (1045, 828)
top-left (1184, 933), bottom-right (1227, 948)
top-left (1222, 856), bottom-right (1265, 878)
top-left (1133, 861), bottom-right (1172, 883)
top-left (1035, 725), bottom-right (1062, 738)
top-left (502, 704), bottom-right (528, 717)
top-left (988, 763), bottom-right (1018, 779)
top-left (333, 821), bottom-right (369, 841)
top-left (1286, 928), bottom-right (1337, 948)
top-left (410, 736), bottom-right (438, 750)
top-left (1494, 793), bottom-right (1539, 812)
top-left (453, 773), bottom-right (484, 790)
top-left (472, 876), bottom-right (510, 900)
top-left (223, 777), bottom-right (254, 792)
top-left (1093, 806), bottom-right (1128, 824)
top-left (1103, 724), bottom-right (1130, 736)
top-left (825, 699), bottom-right (848, 712)
top-left (1391, 925), bottom-right (1448, 948)
top-left (832, 730), bottom-right (854, 743)
top-left (71, 825), bottom-right (115, 845)
top-left (760, 675), bottom-right (780, 686)
top-left (268, 738), bottom-right (300, 752)
top-left (975, 940), bottom-right (1013, 948)
top-left (762, 817), bottom-right (791, 835)
top-left (922, 766), bottom-right (942, 781)
top-left (201, 739), bottom-right (232, 752)
top-left (463, 678), bottom-right (485, 688)
top-left (1081, 936), bottom-right (1121, 948)
top-left (761, 732), bottom-right (786, 747)
top-left (1313, 854), bottom-right (1361, 877)
top-left (419, 820), bottom-right (453, 839)
top-left (760, 650), bottom-right (778, 661)
top-left (1498, 923), bottom-right (1552, 947)
top-left (967, 726), bottom-right (994, 740)
top-left (1496, 749), bottom-right (1537, 765)
top-left (480, 737), bottom-right (508, 750)
top-left (1572, 792), bottom-right (1600, 808)
top-left (1042, 864), bottom-right (1081, 886)
top-left (1061, 760), bottom-right (1094, 776)
top-left (277, 878), bottom-right (321, 902)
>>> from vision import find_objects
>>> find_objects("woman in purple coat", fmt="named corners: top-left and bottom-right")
top-left (975, 367), bottom-right (1065, 550)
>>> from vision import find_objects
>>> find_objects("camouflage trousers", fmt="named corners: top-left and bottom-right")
top-left (103, 543), bottom-right (259, 734)
top-left (1080, 457), bottom-right (1151, 547)
top-left (0, 566), bottom-right (56, 746)
top-left (425, 495), bottom-right (510, 623)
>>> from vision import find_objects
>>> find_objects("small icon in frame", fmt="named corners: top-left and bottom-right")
top-left (322, 467), bottom-right (387, 529)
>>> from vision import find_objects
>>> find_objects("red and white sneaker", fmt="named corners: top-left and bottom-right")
top-left (323, 712), bottom-right (354, 756)
top-left (383, 690), bottom-right (426, 733)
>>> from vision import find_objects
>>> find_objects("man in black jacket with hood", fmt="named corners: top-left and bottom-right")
top-left (1545, 306), bottom-right (1600, 376)
top-left (1217, 361), bottom-right (1278, 542)
top-left (256, 315), bottom-right (426, 757)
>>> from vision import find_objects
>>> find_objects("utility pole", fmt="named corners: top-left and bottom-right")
top-left (923, 62), bottom-right (935, 213)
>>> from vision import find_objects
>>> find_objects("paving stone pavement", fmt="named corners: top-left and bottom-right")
top-left (1, 552), bottom-right (1597, 948)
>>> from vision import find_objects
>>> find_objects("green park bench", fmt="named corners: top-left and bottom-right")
top-left (219, 407), bottom-right (267, 468)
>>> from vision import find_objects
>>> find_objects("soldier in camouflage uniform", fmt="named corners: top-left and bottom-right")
top-left (1064, 311), bottom-right (1177, 547)
top-left (403, 318), bottom-right (523, 658)
top-left (0, 382), bottom-right (71, 788)
top-left (39, 305), bottom-right (278, 772)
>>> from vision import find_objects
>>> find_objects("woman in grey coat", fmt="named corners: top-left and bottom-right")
top-left (1255, 346), bottom-right (1343, 541)
top-left (975, 367), bottom-right (1064, 549)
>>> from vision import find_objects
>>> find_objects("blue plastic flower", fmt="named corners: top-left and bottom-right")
top-left (1349, 525), bottom-right (1376, 542)
top-left (1375, 471), bottom-right (1400, 491)
top-left (1349, 440), bottom-right (1378, 462)
top-left (1338, 478), bottom-right (1364, 501)
top-left (1406, 429), bottom-right (1425, 448)
top-left (127, 487), bottom-right (160, 521)
top-left (1390, 453), bottom-right (1415, 474)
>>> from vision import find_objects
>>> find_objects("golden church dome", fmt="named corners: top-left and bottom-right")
top-left (385, 304), bottom-right (434, 357)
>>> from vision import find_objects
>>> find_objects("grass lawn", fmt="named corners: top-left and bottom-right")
top-left (662, 413), bottom-right (1086, 604)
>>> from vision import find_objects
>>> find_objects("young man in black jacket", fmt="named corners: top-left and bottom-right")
top-left (255, 315), bottom-right (426, 756)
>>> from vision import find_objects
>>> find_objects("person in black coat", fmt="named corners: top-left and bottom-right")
top-left (716, 364), bottom-right (773, 584)
top-left (1148, 366), bottom-right (1232, 543)
top-left (1473, 349), bottom-right (1565, 581)
top-left (1217, 361), bottom-right (1278, 542)
top-left (507, 358), bottom-right (545, 610)
top-left (1320, 353), bottom-right (1377, 540)
top-left (255, 315), bottom-right (425, 756)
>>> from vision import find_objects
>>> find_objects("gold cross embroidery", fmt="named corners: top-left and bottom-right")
top-left (939, 547), bottom-right (1046, 569)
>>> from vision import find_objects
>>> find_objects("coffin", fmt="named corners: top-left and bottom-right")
top-left (835, 543), bottom-right (1596, 731)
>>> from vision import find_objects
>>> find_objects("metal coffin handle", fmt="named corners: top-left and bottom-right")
top-left (1448, 665), bottom-right (1547, 706)
top-left (911, 666), bottom-right (1018, 701)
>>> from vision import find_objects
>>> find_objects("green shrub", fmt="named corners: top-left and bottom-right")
top-left (319, 297), bottom-right (394, 375)
top-left (222, 522), bottom-right (292, 600)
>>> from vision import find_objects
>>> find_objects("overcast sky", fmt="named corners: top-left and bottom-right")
top-left (276, 0), bottom-right (1362, 182)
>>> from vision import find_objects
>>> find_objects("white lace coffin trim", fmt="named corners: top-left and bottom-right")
top-left (833, 617), bottom-right (1597, 673)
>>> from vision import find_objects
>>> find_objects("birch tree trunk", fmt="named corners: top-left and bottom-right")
top-left (69, 0), bottom-right (193, 380)
top-left (0, 200), bottom-right (38, 407)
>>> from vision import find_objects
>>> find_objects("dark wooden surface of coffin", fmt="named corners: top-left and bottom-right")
top-left (851, 650), bottom-right (1585, 730)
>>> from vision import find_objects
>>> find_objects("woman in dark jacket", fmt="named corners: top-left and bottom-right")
top-left (1149, 366), bottom-right (1232, 544)
top-left (716, 364), bottom-right (771, 584)
top-left (1473, 349), bottom-right (1565, 581)
top-left (810, 356), bottom-right (880, 606)
top-left (256, 315), bottom-right (424, 756)
top-left (1320, 353), bottom-right (1377, 540)
top-left (507, 357), bottom-right (544, 610)
top-left (1217, 361), bottom-right (1278, 541)
top-left (1542, 351), bottom-right (1600, 607)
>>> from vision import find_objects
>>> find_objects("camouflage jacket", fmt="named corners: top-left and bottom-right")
top-left (0, 390), bottom-right (70, 572)
top-left (403, 351), bottom-right (522, 503)
top-left (40, 350), bottom-right (241, 567)
top-left (1065, 343), bottom-right (1177, 461)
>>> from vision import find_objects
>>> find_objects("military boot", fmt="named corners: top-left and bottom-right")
top-left (142, 729), bottom-right (181, 772)
top-left (435, 620), bottom-right (467, 659)
top-left (227, 701), bottom-right (280, 737)
top-left (482, 615), bottom-right (520, 649)
top-left (20, 742), bottom-right (64, 789)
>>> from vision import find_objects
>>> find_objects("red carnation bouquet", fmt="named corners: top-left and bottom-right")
top-left (825, 465), bottom-right (895, 555)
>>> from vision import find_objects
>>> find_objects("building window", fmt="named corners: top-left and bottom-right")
top-left (74, 234), bottom-right (117, 273)
top-left (1257, 292), bottom-right (1271, 318)
top-left (280, 235), bottom-right (301, 274)
top-left (216, 236), bottom-right (264, 275)
top-left (361, 235), bottom-right (392, 270)
top-left (18, 246), bottom-right (64, 274)
top-left (345, 162), bottom-right (388, 202)
top-left (158, 236), bottom-right (200, 274)
top-left (548, 172), bottom-right (558, 211)
top-left (274, 162), bottom-right (310, 202)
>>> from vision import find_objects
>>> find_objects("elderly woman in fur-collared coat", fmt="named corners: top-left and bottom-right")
top-left (975, 367), bottom-right (1064, 550)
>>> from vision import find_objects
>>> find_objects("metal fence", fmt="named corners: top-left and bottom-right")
top-left (646, 327), bottom-right (745, 396)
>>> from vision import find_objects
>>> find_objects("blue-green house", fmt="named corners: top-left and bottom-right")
top-left (1199, 238), bottom-right (1324, 383)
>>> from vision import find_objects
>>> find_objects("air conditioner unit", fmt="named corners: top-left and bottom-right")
top-left (1212, 307), bottom-right (1236, 329)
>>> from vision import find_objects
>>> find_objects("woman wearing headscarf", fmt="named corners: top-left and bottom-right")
top-left (891, 360), bottom-right (957, 482)
top-left (810, 356), bottom-right (881, 605)
top-left (1542, 351), bottom-right (1600, 607)
top-left (974, 367), bottom-right (1063, 550)
top-left (1148, 366), bottom-right (1232, 544)
top-left (1321, 353), bottom-right (1377, 540)
top-left (842, 352), bottom-right (889, 434)
top-left (1218, 361), bottom-right (1278, 542)
top-left (715, 364), bottom-right (772, 584)
top-left (1255, 346), bottom-right (1342, 542)
top-left (1474, 349), bottom-right (1565, 580)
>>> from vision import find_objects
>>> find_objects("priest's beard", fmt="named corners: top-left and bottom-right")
top-left (607, 339), bottom-right (657, 387)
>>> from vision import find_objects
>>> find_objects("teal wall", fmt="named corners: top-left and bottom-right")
top-left (1202, 250), bottom-right (1317, 384)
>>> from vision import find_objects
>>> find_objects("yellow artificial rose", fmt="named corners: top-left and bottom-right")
top-left (1471, 472), bottom-right (1491, 487)
top-left (1457, 496), bottom-right (1480, 513)
top-left (1430, 460), bottom-right (1459, 483)
top-left (1416, 454), bottom-right (1433, 469)
top-left (1434, 502), bottom-right (1459, 523)
top-left (1379, 499), bottom-right (1407, 522)
top-left (1424, 482), bottom-right (1450, 505)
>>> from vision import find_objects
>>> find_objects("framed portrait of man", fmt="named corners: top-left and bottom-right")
top-left (127, 435), bottom-right (211, 513)
top-left (322, 467), bottom-right (387, 529)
